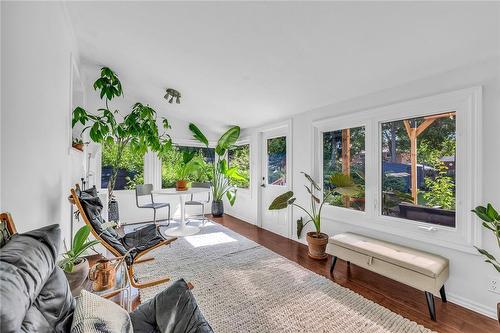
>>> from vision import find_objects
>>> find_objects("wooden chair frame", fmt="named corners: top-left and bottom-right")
top-left (70, 188), bottom-right (177, 289)
top-left (0, 212), bottom-right (17, 235)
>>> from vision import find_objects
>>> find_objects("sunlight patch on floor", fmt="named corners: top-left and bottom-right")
top-left (185, 231), bottom-right (237, 248)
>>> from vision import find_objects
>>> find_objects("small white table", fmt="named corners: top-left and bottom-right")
top-left (152, 187), bottom-right (210, 237)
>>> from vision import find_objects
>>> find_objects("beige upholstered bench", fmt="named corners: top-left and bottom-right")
top-left (326, 232), bottom-right (449, 321)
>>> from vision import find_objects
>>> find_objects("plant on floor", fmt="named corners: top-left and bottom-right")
top-left (471, 203), bottom-right (500, 272)
top-left (188, 123), bottom-right (246, 216)
top-left (269, 172), bottom-right (359, 259)
top-left (72, 67), bottom-right (173, 217)
top-left (471, 203), bottom-right (500, 322)
top-left (58, 225), bottom-right (100, 293)
top-left (174, 150), bottom-right (206, 190)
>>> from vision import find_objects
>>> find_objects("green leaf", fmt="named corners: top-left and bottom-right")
top-left (475, 246), bottom-right (497, 261)
top-left (297, 217), bottom-right (304, 238)
top-left (486, 203), bottom-right (500, 221)
top-left (472, 206), bottom-right (494, 222)
top-left (226, 190), bottom-right (236, 206)
top-left (216, 126), bottom-right (240, 153)
top-left (329, 172), bottom-right (360, 196)
top-left (269, 191), bottom-right (294, 210)
top-left (215, 145), bottom-right (226, 157)
top-left (188, 123), bottom-right (209, 147)
top-left (72, 226), bottom-right (91, 253)
top-left (301, 172), bottom-right (320, 191)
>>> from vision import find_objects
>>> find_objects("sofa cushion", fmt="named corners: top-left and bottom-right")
top-left (130, 279), bottom-right (213, 333)
top-left (0, 224), bottom-right (74, 333)
top-left (71, 290), bottom-right (132, 333)
top-left (329, 232), bottom-right (448, 277)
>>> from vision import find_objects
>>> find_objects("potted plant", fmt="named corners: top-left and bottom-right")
top-left (58, 225), bottom-right (100, 295)
top-left (471, 203), bottom-right (500, 323)
top-left (72, 137), bottom-right (85, 151)
top-left (188, 123), bottom-right (246, 216)
top-left (72, 67), bottom-right (172, 222)
top-left (174, 150), bottom-right (205, 191)
top-left (269, 172), bottom-right (359, 259)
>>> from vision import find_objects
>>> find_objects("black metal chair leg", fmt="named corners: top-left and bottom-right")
top-left (439, 285), bottom-right (447, 303)
top-left (153, 209), bottom-right (157, 224)
top-left (425, 291), bottom-right (436, 321)
top-left (330, 256), bottom-right (338, 275)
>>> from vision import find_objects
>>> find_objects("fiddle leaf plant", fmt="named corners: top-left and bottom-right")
top-left (471, 203), bottom-right (500, 273)
top-left (188, 123), bottom-right (246, 206)
top-left (72, 67), bottom-right (172, 200)
top-left (59, 225), bottom-right (100, 273)
top-left (269, 172), bottom-right (359, 238)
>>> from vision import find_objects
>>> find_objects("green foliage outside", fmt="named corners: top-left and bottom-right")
top-left (229, 144), bottom-right (250, 188)
top-left (102, 141), bottom-right (144, 190)
top-left (423, 162), bottom-right (455, 210)
top-left (161, 146), bottom-right (212, 188)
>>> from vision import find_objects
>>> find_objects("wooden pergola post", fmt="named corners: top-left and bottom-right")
top-left (341, 128), bottom-right (351, 207)
top-left (402, 112), bottom-right (455, 204)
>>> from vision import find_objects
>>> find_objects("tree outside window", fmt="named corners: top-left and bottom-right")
top-left (381, 112), bottom-right (456, 227)
top-left (228, 144), bottom-right (250, 188)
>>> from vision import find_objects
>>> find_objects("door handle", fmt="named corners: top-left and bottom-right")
top-left (260, 183), bottom-right (266, 188)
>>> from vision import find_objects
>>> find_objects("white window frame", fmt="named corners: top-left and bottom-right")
top-left (312, 87), bottom-right (482, 253)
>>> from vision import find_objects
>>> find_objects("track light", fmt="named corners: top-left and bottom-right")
top-left (164, 88), bottom-right (181, 104)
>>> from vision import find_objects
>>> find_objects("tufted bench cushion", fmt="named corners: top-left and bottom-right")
top-left (326, 232), bottom-right (449, 321)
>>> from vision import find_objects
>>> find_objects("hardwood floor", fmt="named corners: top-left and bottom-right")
top-left (211, 214), bottom-right (499, 333)
top-left (109, 214), bottom-right (498, 332)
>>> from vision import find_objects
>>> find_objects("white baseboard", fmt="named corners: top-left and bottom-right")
top-left (225, 211), bottom-right (255, 225)
top-left (447, 292), bottom-right (497, 320)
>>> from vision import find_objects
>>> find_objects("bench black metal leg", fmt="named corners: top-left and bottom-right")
top-left (425, 291), bottom-right (436, 321)
top-left (439, 285), bottom-right (447, 303)
top-left (330, 256), bottom-right (338, 275)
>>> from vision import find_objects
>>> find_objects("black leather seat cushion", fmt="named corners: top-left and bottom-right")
top-left (130, 279), bottom-right (213, 333)
top-left (77, 188), bottom-right (165, 265)
top-left (0, 224), bottom-right (74, 333)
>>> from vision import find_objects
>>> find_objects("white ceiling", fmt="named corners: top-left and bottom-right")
top-left (67, 1), bottom-right (500, 131)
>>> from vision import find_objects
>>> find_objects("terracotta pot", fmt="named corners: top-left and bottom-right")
top-left (176, 180), bottom-right (189, 191)
top-left (72, 143), bottom-right (84, 151)
top-left (64, 258), bottom-right (89, 296)
top-left (306, 232), bottom-right (329, 260)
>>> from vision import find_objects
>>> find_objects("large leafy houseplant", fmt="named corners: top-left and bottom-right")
top-left (471, 203), bottom-right (500, 322)
top-left (174, 150), bottom-right (205, 191)
top-left (269, 172), bottom-right (359, 259)
top-left (188, 123), bottom-right (246, 216)
top-left (72, 67), bottom-right (172, 215)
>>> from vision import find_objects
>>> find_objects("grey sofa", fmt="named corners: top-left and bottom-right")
top-left (0, 223), bottom-right (213, 333)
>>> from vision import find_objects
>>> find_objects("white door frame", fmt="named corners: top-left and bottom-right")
top-left (257, 119), bottom-right (293, 238)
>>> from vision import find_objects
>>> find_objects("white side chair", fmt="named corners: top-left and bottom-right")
top-left (135, 184), bottom-right (170, 226)
top-left (185, 182), bottom-right (211, 223)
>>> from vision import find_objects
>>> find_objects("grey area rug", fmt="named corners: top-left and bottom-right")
top-left (135, 220), bottom-right (433, 333)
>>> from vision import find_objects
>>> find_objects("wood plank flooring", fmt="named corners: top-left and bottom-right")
top-left (211, 214), bottom-right (499, 333)
top-left (111, 214), bottom-right (498, 333)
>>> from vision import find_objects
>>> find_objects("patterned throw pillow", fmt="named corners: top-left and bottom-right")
top-left (71, 290), bottom-right (132, 333)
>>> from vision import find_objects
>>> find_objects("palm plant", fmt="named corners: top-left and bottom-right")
top-left (175, 150), bottom-right (205, 181)
top-left (269, 172), bottom-right (359, 238)
top-left (72, 67), bottom-right (172, 201)
top-left (188, 123), bottom-right (246, 214)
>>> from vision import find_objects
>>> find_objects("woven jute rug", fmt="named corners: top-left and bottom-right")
top-left (135, 220), bottom-right (433, 333)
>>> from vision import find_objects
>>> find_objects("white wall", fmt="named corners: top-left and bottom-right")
top-left (235, 58), bottom-right (500, 318)
top-left (1, 2), bottom-right (84, 245)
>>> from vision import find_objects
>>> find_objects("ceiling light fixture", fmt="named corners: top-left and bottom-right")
top-left (164, 88), bottom-right (181, 104)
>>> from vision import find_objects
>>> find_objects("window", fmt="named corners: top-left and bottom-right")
top-left (101, 141), bottom-right (144, 190)
top-left (323, 126), bottom-right (365, 211)
top-left (267, 136), bottom-right (286, 185)
top-left (313, 87), bottom-right (482, 251)
top-left (161, 145), bottom-right (214, 188)
top-left (381, 112), bottom-right (456, 227)
top-left (228, 144), bottom-right (250, 188)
